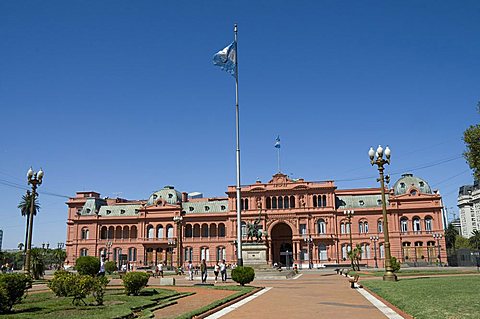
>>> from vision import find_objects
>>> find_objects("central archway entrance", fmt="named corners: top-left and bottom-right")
top-left (270, 222), bottom-right (293, 266)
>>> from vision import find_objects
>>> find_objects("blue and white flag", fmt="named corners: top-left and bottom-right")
top-left (274, 136), bottom-right (281, 149)
top-left (213, 41), bottom-right (237, 77)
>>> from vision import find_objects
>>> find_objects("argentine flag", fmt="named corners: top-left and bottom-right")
top-left (275, 136), bottom-right (281, 148)
top-left (213, 41), bottom-right (237, 77)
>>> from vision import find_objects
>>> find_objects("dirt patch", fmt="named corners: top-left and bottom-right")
top-left (153, 286), bottom-right (236, 319)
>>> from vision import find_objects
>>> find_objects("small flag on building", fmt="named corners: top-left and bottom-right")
top-left (213, 41), bottom-right (237, 77)
top-left (275, 136), bottom-right (281, 148)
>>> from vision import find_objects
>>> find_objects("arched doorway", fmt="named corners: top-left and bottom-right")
top-left (270, 223), bottom-right (293, 266)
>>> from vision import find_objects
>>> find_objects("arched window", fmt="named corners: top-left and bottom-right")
top-left (130, 226), bottom-right (137, 239)
top-left (167, 225), bottom-right (174, 238)
top-left (284, 196), bottom-right (289, 209)
top-left (147, 225), bottom-right (154, 239)
top-left (184, 247), bottom-right (193, 262)
top-left (313, 195), bottom-right (318, 208)
top-left (241, 221), bottom-right (247, 237)
top-left (201, 224), bottom-right (209, 237)
top-left (200, 247), bottom-right (210, 261)
top-left (361, 243), bottom-right (370, 259)
top-left (317, 219), bottom-right (326, 234)
top-left (185, 224), bottom-right (193, 237)
top-left (99, 248), bottom-right (106, 257)
top-left (81, 228), bottom-right (89, 240)
top-left (379, 243), bottom-right (385, 259)
top-left (425, 217), bottom-right (433, 232)
top-left (322, 195), bottom-right (327, 207)
top-left (100, 226), bottom-right (107, 239)
top-left (218, 223), bottom-right (226, 237)
top-left (108, 226), bottom-right (114, 239)
top-left (415, 241), bottom-right (424, 260)
top-left (318, 243), bottom-right (327, 261)
top-left (340, 222), bottom-right (346, 234)
top-left (113, 248), bottom-right (122, 262)
top-left (290, 196), bottom-right (295, 208)
top-left (402, 242), bottom-right (411, 260)
top-left (115, 226), bottom-right (122, 239)
top-left (193, 224), bottom-right (200, 237)
top-left (157, 225), bottom-right (164, 238)
top-left (123, 226), bottom-right (130, 239)
top-left (244, 198), bottom-right (249, 210)
top-left (210, 224), bottom-right (217, 237)
top-left (80, 248), bottom-right (88, 256)
top-left (266, 197), bottom-right (271, 209)
top-left (216, 246), bottom-right (226, 261)
top-left (364, 222), bottom-right (369, 233)
top-left (128, 247), bottom-right (137, 261)
top-left (341, 244), bottom-right (351, 259)
top-left (377, 220), bottom-right (383, 233)
top-left (400, 218), bottom-right (408, 233)
top-left (359, 222), bottom-right (364, 234)
top-left (272, 197), bottom-right (277, 209)
top-left (346, 222), bottom-right (351, 234)
top-left (413, 217), bottom-right (421, 232)
top-left (278, 197), bottom-right (283, 209)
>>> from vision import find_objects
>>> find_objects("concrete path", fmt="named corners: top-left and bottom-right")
top-left (208, 273), bottom-right (393, 319)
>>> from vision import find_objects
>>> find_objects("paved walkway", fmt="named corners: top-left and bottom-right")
top-left (207, 273), bottom-right (392, 319)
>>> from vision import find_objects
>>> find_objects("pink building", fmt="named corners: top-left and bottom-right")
top-left (65, 173), bottom-right (447, 268)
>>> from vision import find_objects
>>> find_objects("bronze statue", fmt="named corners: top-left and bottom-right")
top-left (246, 198), bottom-right (264, 242)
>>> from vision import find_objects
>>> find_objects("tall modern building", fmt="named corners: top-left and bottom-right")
top-left (458, 181), bottom-right (480, 238)
top-left (0, 229), bottom-right (3, 251)
top-left (65, 173), bottom-right (447, 268)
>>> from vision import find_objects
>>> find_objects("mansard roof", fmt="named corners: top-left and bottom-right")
top-left (181, 199), bottom-right (229, 214)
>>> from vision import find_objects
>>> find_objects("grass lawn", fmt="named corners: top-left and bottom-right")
top-left (353, 269), bottom-right (479, 277)
top-left (2, 288), bottom-right (178, 319)
top-left (362, 275), bottom-right (480, 319)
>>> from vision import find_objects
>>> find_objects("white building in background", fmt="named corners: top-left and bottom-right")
top-left (458, 182), bottom-right (480, 238)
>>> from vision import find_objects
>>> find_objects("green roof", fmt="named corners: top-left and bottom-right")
top-left (182, 200), bottom-right (229, 214)
top-left (335, 194), bottom-right (387, 209)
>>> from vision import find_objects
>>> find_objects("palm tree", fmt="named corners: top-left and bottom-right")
top-left (469, 230), bottom-right (480, 250)
top-left (18, 191), bottom-right (40, 252)
top-left (445, 223), bottom-right (459, 250)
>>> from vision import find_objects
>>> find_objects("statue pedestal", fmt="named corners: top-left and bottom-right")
top-left (242, 242), bottom-right (269, 270)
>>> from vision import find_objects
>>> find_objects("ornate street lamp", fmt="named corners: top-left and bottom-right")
top-left (303, 235), bottom-right (314, 269)
top-left (433, 233), bottom-right (443, 267)
top-left (344, 210), bottom-right (355, 270)
top-left (369, 145), bottom-right (397, 281)
top-left (370, 236), bottom-right (379, 268)
top-left (106, 241), bottom-right (113, 260)
top-left (24, 167), bottom-right (44, 276)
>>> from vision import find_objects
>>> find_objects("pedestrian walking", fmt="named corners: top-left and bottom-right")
top-left (200, 259), bottom-right (207, 283)
top-left (98, 256), bottom-right (106, 277)
top-left (214, 262), bottom-right (220, 283)
top-left (157, 261), bottom-right (164, 278)
top-left (188, 260), bottom-right (194, 280)
top-left (220, 259), bottom-right (227, 282)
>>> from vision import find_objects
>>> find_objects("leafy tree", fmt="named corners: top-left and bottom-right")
top-left (463, 102), bottom-right (480, 180)
top-left (445, 223), bottom-right (459, 250)
top-left (17, 191), bottom-right (40, 252)
top-left (469, 230), bottom-right (480, 249)
top-left (48, 271), bottom-right (108, 306)
top-left (104, 261), bottom-right (117, 274)
top-left (347, 244), bottom-right (363, 271)
top-left (455, 235), bottom-right (472, 250)
top-left (75, 256), bottom-right (100, 276)
top-left (390, 256), bottom-right (401, 272)
top-left (30, 248), bottom-right (45, 279)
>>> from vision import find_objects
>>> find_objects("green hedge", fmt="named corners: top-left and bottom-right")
top-left (123, 272), bottom-right (150, 296)
top-left (231, 266), bottom-right (255, 286)
top-left (75, 256), bottom-right (100, 276)
top-left (0, 273), bottom-right (32, 313)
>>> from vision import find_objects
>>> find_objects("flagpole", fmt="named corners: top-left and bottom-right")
top-left (234, 23), bottom-right (243, 266)
top-left (277, 145), bottom-right (281, 173)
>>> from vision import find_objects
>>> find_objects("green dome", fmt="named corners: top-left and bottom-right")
top-left (393, 173), bottom-right (432, 195)
top-left (147, 186), bottom-right (182, 205)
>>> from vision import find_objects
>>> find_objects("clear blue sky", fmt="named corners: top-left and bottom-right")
top-left (0, 1), bottom-right (478, 249)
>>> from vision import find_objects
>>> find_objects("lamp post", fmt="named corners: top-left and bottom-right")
top-left (167, 239), bottom-right (176, 269)
top-left (24, 167), bottom-right (44, 276)
top-left (303, 235), bottom-right (314, 269)
top-left (173, 215), bottom-right (183, 270)
top-left (344, 210), bottom-right (354, 270)
top-left (370, 236), bottom-right (379, 268)
top-left (106, 241), bottom-right (113, 260)
top-left (57, 242), bottom-right (65, 250)
top-left (369, 145), bottom-right (397, 281)
top-left (433, 233), bottom-right (443, 266)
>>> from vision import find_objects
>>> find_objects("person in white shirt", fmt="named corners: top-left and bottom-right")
top-left (188, 261), bottom-right (194, 280)
top-left (220, 259), bottom-right (227, 282)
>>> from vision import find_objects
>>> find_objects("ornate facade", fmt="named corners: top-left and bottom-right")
top-left (65, 173), bottom-right (447, 268)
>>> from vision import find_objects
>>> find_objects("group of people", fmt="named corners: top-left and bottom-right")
top-left (0, 263), bottom-right (13, 273)
top-left (187, 259), bottom-right (228, 283)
